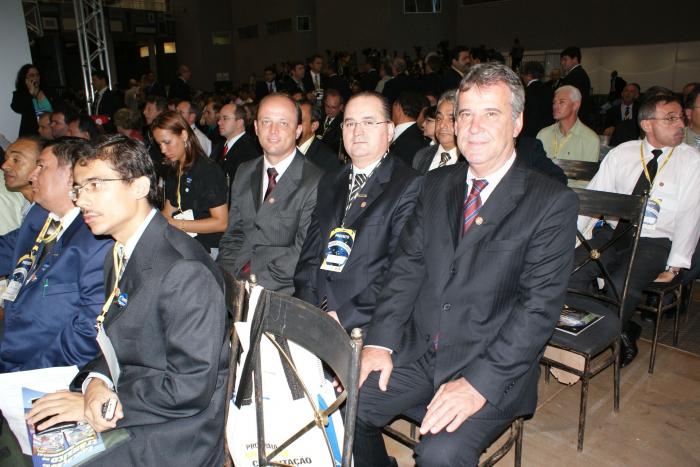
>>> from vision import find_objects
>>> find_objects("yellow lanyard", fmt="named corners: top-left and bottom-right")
top-left (175, 166), bottom-right (183, 212)
top-left (17, 216), bottom-right (62, 267)
top-left (552, 127), bottom-right (573, 157)
top-left (639, 142), bottom-right (674, 191)
top-left (96, 243), bottom-right (124, 329)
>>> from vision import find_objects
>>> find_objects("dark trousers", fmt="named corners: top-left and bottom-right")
top-left (569, 225), bottom-right (671, 324)
top-left (354, 350), bottom-right (514, 467)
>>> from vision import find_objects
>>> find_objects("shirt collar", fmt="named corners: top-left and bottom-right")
top-left (48, 207), bottom-right (81, 240)
top-left (226, 131), bottom-right (246, 148)
top-left (297, 135), bottom-right (315, 155)
top-left (122, 208), bottom-right (158, 260)
top-left (393, 121), bottom-right (415, 141)
top-left (263, 149), bottom-right (297, 179)
top-left (436, 144), bottom-right (458, 159)
top-left (467, 152), bottom-right (516, 186)
top-left (526, 78), bottom-right (539, 87)
top-left (352, 154), bottom-right (384, 175)
top-left (643, 138), bottom-right (673, 160)
top-left (451, 65), bottom-right (465, 77)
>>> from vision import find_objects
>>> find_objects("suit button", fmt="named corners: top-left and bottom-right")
top-left (442, 303), bottom-right (451, 312)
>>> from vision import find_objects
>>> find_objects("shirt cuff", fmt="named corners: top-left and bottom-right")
top-left (82, 372), bottom-right (114, 394)
top-left (365, 344), bottom-right (393, 354)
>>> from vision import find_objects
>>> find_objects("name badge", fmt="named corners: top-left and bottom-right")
top-left (643, 197), bottom-right (661, 230)
top-left (320, 227), bottom-right (356, 273)
top-left (96, 327), bottom-right (122, 388)
top-left (2, 258), bottom-right (33, 302)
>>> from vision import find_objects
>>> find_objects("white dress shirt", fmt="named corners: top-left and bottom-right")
top-left (579, 139), bottom-right (700, 268)
top-left (192, 125), bottom-right (212, 157)
top-left (262, 150), bottom-right (296, 202)
top-left (428, 145), bottom-right (459, 171)
top-left (392, 122), bottom-right (415, 142)
top-left (48, 207), bottom-right (81, 240)
top-left (297, 136), bottom-right (315, 155)
top-left (466, 152), bottom-right (516, 205)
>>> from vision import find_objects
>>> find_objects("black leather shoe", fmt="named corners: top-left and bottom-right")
top-left (620, 321), bottom-right (641, 368)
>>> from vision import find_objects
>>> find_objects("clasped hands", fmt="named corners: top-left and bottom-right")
top-left (26, 379), bottom-right (124, 433)
top-left (359, 347), bottom-right (486, 435)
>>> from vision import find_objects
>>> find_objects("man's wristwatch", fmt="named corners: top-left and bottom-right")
top-left (665, 266), bottom-right (681, 275)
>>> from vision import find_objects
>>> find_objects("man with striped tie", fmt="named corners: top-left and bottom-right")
top-left (353, 63), bottom-right (578, 467)
top-left (294, 91), bottom-right (422, 333)
top-left (412, 89), bottom-right (462, 174)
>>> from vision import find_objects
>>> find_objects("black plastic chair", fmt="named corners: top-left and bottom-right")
top-left (234, 287), bottom-right (363, 467)
top-left (637, 280), bottom-right (683, 374)
top-left (553, 159), bottom-right (600, 183)
top-left (541, 187), bottom-right (647, 451)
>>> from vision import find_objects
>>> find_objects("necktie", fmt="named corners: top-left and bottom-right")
top-left (631, 149), bottom-right (662, 196)
top-left (314, 74), bottom-right (320, 90)
top-left (221, 142), bottom-right (230, 162)
top-left (36, 219), bottom-right (62, 269)
top-left (324, 117), bottom-right (332, 134)
top-left (348, 173), bottom-right (367, 204)
top-left (624, 106), bottom-right (631, 120)
top-left (268, 82), bottom-right (272, 92)
top-left (264, 167), bottom-right (278, 201)
top-left (463, 179), bottom-right (488, 235)
top-left (438, 152), bottom-right (450, 167)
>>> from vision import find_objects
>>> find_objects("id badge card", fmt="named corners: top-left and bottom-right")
top-left (96, 327), bottom-right (121, 388)
top-left (643, 197), bottom-right (661, 230)
top-left (2, 257), bottom-right (33, 302)
top-left (320, 227), bottom-right (356, 273)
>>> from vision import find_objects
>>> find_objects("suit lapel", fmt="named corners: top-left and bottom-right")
top-left (249, 158), bottom-right (263, 212)
top-left (258, 152), bottom-right (304, 213)
top-left (343, 156), bottom-right (394, 228)
top-left (420, 146), bottom-right (438, 173)
top-left (446, 163), bottom-right (468, 249)
top-left (331, 165), bottom-right (352, 227)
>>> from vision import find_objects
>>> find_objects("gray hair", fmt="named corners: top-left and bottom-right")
top-left (555, 85), bottom-right (581, 102)
top-left (456, 63), bottom-right (525, 121)
top-left (437, 89), bottom-right (457, 108)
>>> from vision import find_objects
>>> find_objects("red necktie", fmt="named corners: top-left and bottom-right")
top-left (241, 168), bottom-right (279, 277)
top-left (463, 179), bottom-right (488, 235)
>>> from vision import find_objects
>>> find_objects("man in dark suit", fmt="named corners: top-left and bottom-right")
top-left (218, 94), bottom-right (323, 294)
top-left (28, 135), bottom-right (229, 466)
top-left (168, 65), bottom-right (192, 101)
top-left (91, 70), bottom-right (121, 130)
top-left (284, 61), bottom-right (307, 96)
top-left (382, 57), bottom-right (418, 105)
top-left (302, 54), bottom-right (326, 100)
top-left (255, 67), bottom-right (283, 102)
top-left (603, 83), bottom-right (640, 137)
top-left (317, 88), bottom-right (345, 154)
top-left (559, 46), bottom-right (593, 127)
top-left (420, 54), bottom-right (443, 98)
top-left (298, 100), bottom-right (340, 172)
top-left (325, 63), bottom-right (352, 103)
top-left (0, 138), bottom-right (112, 372)
top-left (390, 92), bottom-right (429, 166)
top-left (520, 61), bottom-right (554, 138)
top-left (359, 60), bottom-right (380, 92)
top-left (294, 92), bottom-right (422, 332)
top-left (354, 63), bottom-right (578, 466)
top-left (440, 45), bottom-right (470, 94)
top-left (213, 102), bottom-right (260, 188)
top-left (412, 90), bottom-right (461, 174)
top-left (143, 70), bottom-right (166, 97)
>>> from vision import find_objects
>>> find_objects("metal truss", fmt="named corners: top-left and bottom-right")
top-left (23, 0), bottom-right (43, 37)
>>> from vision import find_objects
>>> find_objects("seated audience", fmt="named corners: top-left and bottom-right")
top-left (520, 61), bottom-right (554, 138)
top-left (38, 112), bottom-right (53, 140)
top-left (297, 100), bottom-right (340, 172)
top-left (603, 83), bottom-right (641, 137)
top-left (214, 102), bottom-right (261, 188)
top-left (390, 91), bottom-right (429, 166)
top-left (317, 88), bottom-right (345, 154)
top-left (67, 114), bottom-right (101, 140)
top-left (418, 105), bottom-right (437, 146)
top-left (413, 90), bottom-right (460, 174)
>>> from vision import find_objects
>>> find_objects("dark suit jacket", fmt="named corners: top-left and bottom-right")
top-left (214, 132), bottom-right (261, 187)
top-left (522, 80), bottom-right (554, 138)
top-left (515, 136), bottom-right (568, 185)
top-left (382, 73), bottom-right (418, 105)
top-left (168, 78), bottom-right (191, 101)
top-left (318, 112), bottom-right (343, 154)
top-left (11, 90), bottom-right (46, 136)
top-left (74, 213), bottom-right (229, 466)
top-left (0, 205), bottom-right (112, 372)
top-left (365, 159), bottom-right (578, 415)
top-left (144, 81), bottom-right (166, 97)
top-left (294, 154), bottom-right (422, 332)
top-left (439, 67), bottom-right (463, 94)
top-left (217, 152), bottom-right (323, 294)
top-left (559, 65), bottom-right (593, 126)
top-left (325, 74), bottom-right (352, 102)
top-left (94, 89), bottom-right (121, 120)
top-left (303, 72), bottom-right (326, 93)
top-left (359, 69), bottom-right (379, 91)
top-left (255, 80), bottom-right (283, 101)
top-left (411, 145), bottom-right (464, 174)
top-left (283, 79), bottom-right (306, 95)
top-left (304, 137), bottom-right (341, 173)
top-left (390, 123), bottom-right (428, 166)
top-left (604, 101), bottom-right (639, 130)
top-left (420, 72), bottom-right (442, 98)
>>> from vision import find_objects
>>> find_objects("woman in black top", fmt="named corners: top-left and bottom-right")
top-left (11, 64), bottom-right (52, 136)
top-left (151, 111), bottom-right (228, 254)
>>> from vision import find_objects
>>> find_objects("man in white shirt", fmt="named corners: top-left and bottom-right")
top-left (176, 100), bottom-right (212, 156)
top-left (412, 90), bottom-right (461, 174)
top-left (573, 92), bottom-right (700, 367)
top-left (537, 85), bottom-right (599, 162)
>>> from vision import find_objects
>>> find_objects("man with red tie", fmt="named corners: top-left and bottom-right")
top-left (215, 102), bottom-right (260, 190)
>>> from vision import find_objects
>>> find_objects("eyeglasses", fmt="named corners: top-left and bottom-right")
top-left (69, 178), bottom-right (133, 201)
top-left (647, 115), bottom-right (684, 125)
top-left (340, 120), bottom-right (391, 130)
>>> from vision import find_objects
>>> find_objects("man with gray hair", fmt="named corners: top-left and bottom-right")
top-left (354, 63), bottom-right (577, 466)
top-left (382, 56), bottom-right (418, 105)
top-left (176, 100), bottom-right (212, 156)
top-left (412, 89), bottom-right (461, 173)
top-left (536, 85), bottom-right (599, 162)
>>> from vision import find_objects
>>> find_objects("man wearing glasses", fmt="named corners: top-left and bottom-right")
top-left (573, 92), bottom-right (700, 367)
top-left (215, 102), bottom-right (260, 188)
top-left (0, 138), bottom-right (112, 372)
top-left (294, 91), bottom-right (422, 332)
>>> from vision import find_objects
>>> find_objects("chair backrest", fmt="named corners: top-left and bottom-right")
top-left (236, 288), bottom-right (363, 467)
top-left (554, 159), bottom-right (600, 182)
top-left (570, 187), bottom-right (647, 312)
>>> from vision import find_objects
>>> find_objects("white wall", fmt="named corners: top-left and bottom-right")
top-left (0, 1), bottom-right (33, 141)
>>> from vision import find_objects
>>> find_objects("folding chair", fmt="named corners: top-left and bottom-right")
top-left (553, 159), bottom-right (600, 183)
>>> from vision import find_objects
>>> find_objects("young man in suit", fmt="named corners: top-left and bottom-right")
top-left (389, 92), bottom-right (429, 166)
top-left (91, 70), bottom-right (122, 128)
top-left (354, 63), bottom-right (578, 466)
top-left (217, 93), bottom-right (323, 294)
top-left (27, 134), bottom-right (230, 466)
top-left (412, 90), bottom-right (460, 174)
top-left (520, 61), bottom-right (554, 138)
top-left (297, 100), bottom-right (340, 172)
top-left (294, 91), bottom-right (422, 333)
top-left (214, 102), bottom-right (261, 188)
top-left (317, 88), bottom-right (345, 154)
top-left (255, 67), bottom-right (283, 101)
top-left (0, 138), bottom-right (112, 372)
top-left (559, 46), bottom-right (593, 127)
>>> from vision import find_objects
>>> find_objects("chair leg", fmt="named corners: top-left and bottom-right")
top-left (613, 343), bottom-right (620, 413)
top-left (649, 293), bottom-right (662, 374)
top-left (514, 418), bottom-right (523, 467)
top-left (577, 373), bottom-right (590, 451)
top-left (673, 287), bottom-right (683, 347)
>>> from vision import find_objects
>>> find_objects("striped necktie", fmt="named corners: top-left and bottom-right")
top-left (463, 179), bottom-right (488, 235)
top-left (438, 152), bottom-right (450, 167)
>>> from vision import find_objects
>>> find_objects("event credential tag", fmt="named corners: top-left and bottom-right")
top-left (96, 327), bottom-right (121, 388)
top-left (643, 197), bottom-right (662, 230)
top-left (320, 227), bottom-right (356, 273)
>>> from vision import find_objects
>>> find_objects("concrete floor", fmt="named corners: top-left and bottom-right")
top-left (385, 338), bottom-right (700, 466)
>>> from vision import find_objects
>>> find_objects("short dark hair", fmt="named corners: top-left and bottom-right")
top-left (424, 105), bottom-right (437, 120)
top-left (560, 46), bottom-right (582, 62)
top-left (426, 54), bottom-right (442, 73)
top-left (521, 61), bottom-right (544, 80)
top-left (450, 45), bottom-right (469, 63)
top-left (685, 85), bottom-right (700, 109)
top-left (44, 137), bottom-right (90, 168)
top-left (299, 100), bottom-right (323, 124)
top-left (52, 103), bottom-right (79, 124)
top-left (145, 95), bottom-right (167, 111)
top-left (395, 92), bottom-right (429, 119)
top-left (92, 69), bottom-right (108, 82)
top-left (15, 135), bottom-right (48, 155)
top-left (77, 134), bottom-right (158, 206)
top-left (628, 82), bottom-right (642, 94)
top-left (347, 91), bottom-right (391, 121)
top-left (323, 88), bottom-right (344, 104)
top-left (68, 114), bottom-right (101, 140)
top-left (638, 93), bottom-right (682, 125)
top-left (307, 54), bottom-right (322, 64)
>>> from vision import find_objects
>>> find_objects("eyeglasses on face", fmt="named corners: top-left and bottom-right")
top-left (69, 178), bottom-right (133, 201)
top-left (340, 120), bottom-right (391, 130)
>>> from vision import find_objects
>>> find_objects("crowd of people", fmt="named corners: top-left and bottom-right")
top-left (1, 41), bottom-right (699, 465)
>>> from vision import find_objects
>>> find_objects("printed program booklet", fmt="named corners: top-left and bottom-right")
top-left (556, 306), bottom-right (604, 336)
top-left (23, 387), bottom-right (105, 467)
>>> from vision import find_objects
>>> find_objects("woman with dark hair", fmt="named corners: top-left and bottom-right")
top-left (152, 110), bottom-right (228, 255)
top-left (11, 64), bottom-right (52, 136)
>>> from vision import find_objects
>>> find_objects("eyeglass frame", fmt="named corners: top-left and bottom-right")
top-left (340, 120), bottom-right (391, 130)
top-left (69, 178), bottom-right (134, 201)
top-left (645, 115), bottom-right (685, 125)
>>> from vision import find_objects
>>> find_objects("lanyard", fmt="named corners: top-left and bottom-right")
top-left (342, 154), bottom-right (386, 226)
top-left (16, 216), bottom-right (62, 271)
top-left (639, 142), bottom-right (675, 191)
top-left (175, 165), bottom-right (183, 212)
top-left (96, 243), bottom-right (124, 330)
